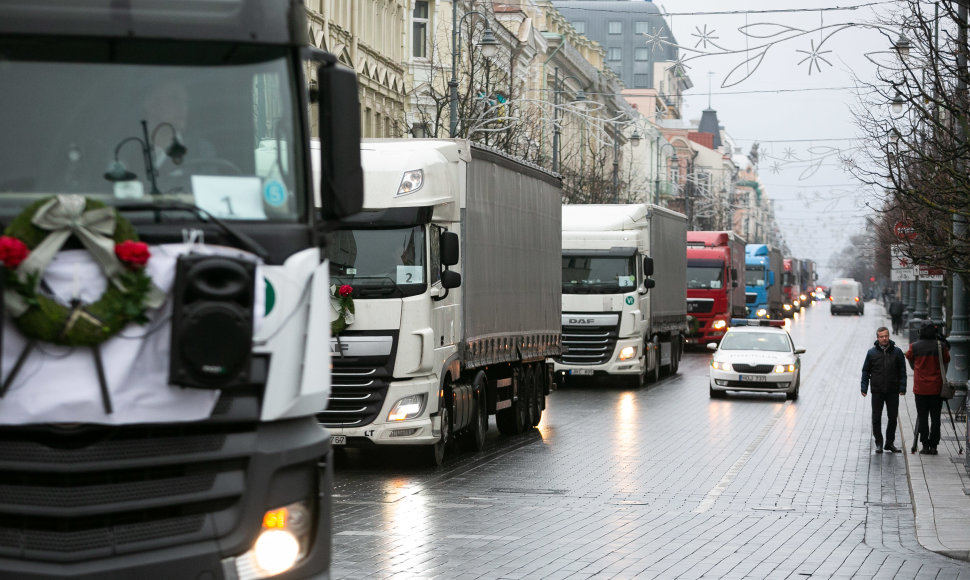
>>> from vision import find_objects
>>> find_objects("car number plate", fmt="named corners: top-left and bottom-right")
top-left (330, 435), bottom-right (347, 445)
top-left (571, 369), bottom-right (594, 376)
top-left (739, 375), bottom-right (767, 382)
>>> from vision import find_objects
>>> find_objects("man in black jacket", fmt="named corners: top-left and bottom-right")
top-left (861, 327), bottom-right (908, 453)
top-left (888, 299), bottom-right (905, 335)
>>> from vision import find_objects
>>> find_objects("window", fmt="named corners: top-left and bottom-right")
top-left (635, 47), bottom-right (649, 61)
top-left (574, 21), bottom-right (586, 34)
top-left (608, 47), bottom-right (622, 61)
top-left (634, 74), bottom-right (650, 88)
top-left (635, 21), bottom-right (650, 35)
top-left (412, 1), bottom-right (429, 58)
top-left (608, 21), bottom-right (622, 34)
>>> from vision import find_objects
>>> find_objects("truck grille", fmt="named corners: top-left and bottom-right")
top-left (318, 365), bottom-right (391, 427)
top-left (560, 322), bottom-right (620, 366)
top-left (319, 332), bottom-right (397, 428)
top-left (0, 423), bottom-right (252, 563)
top-left (745, 293), bottom-right (758, 304)
top-left (687, 299), bottom-right (714, 314)
top-left (733, 364), bottom-right (774, 374)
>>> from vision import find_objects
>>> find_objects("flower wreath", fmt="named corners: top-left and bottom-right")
top-left (331, 284), bottom-right (355, 335)
top-left (0, 195), bottom-right (160, 347)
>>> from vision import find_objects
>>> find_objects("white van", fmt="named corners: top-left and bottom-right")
top-left (830, 278), bottom-right (864, 315)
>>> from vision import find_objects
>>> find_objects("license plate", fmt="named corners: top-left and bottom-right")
top-left (571, 369), bottom-right (594, 376)
top-left (330, 435), bottom-right (346, 445)
top-left (739, 375), bottom-right (767, 382)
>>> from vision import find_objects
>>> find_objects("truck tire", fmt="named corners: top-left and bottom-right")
top-left (461, 372), bottom-right (488, 452)
top-left (532, 366), bottom-right (545, 426)
top-left (427, 393), bottom-right (451, 467)
top-left (649, 340), bottom-right (660, 383)
top-left (670, 337), bottom-right (681, 375)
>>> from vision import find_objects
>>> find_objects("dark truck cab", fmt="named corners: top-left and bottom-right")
top-left (0, 1), bottom-right (361, 578)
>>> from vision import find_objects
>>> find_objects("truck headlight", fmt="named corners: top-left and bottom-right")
top-left (388, 394), bottom-right (426, 421)
top-left (397, 169), bottom-right (424, 195)
top-left (756, 308), bottom-right (767, 318)
top-left (773, 364), bottom-right (796, 373)
top-left (711, 319), bottom-right (727, 330)
top-left (234, 501), bottom-right (312, 579)
top-left (783, 304), bottom-right (792, 311)
top-left (618, 345), bottom-right (638, 361)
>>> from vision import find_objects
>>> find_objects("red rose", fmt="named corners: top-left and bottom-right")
top-left (339, 284), bottom-right (353, 297)
top-left (114, 240), bottom-right (151, 268)
top-left (0, 236), bottom-right (29, 269)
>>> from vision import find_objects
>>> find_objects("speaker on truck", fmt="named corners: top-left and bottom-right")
top-left (168, 255), bottom-right (256, 389)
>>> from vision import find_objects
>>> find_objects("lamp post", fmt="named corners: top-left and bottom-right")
top-left (449, 5), bottom-right (499, 139)
top-left (551, 67), bottom-right (586, 174)
top-left (609, 120), bottom-right (640, 204)
top-left (947, 1), bottom-right (969, 389)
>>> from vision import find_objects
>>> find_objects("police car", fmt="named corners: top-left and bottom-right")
top-left (707, 319), bottom-right (805, 400)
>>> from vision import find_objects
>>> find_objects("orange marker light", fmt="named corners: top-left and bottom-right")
top-left (263, 508), bottom-right (288, 529)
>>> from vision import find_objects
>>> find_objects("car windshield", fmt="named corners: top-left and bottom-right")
top-left (720, 332), bottom-right (791, 352)
top-left (326, 227), bottom-right (427, 298)
top-left (0, 39), bottom-right (303, 222)
top-left (562, 255), bottom-right (636, 294)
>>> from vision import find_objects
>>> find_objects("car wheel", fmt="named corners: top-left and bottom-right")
top-left (709, 384), bottom-right (725, 399)
top-left (786, 376), bottom-right (800, 401)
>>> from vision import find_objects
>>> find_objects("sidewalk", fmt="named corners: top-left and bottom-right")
top-left (892, 311), bottom-right (970, 561)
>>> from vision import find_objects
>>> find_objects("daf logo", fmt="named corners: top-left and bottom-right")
top-left (569, 318), bottom-right (595, 324)
top-left (330, 342), bottom-right (350, 354)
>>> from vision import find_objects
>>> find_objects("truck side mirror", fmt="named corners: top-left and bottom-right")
top-left (731, 268), bottom-right (739, 288)
top-left (441, 231), bottom-right (459, 266)
top-left (316, 53), bottom-right (363, 220)
top-left (441, 270), bottom-right (461, 289)
top-left (643, 256), bottom-right (654, 277)
top-left (643, 278), bottom-right (656, 290)
top-left (768, 271), bottom-right (775, 286)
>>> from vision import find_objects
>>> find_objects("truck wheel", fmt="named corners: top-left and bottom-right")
top-left (427, 395), bottom-right (451, 467)
top-left (670, 339), bottom-right (681, 375)
top-left (649, 341), bottom-right (661, 383)
top-left (461, 373), bottom-right (488, 452)
top-left (522, 365), bottom-right (537, 428)
top-left (497, 369), bottom-right (525, 435)
top-left (532, 366), bottom-right (545, 426)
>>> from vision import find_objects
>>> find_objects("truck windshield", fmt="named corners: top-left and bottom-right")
top-left (0, 39), bottom-right (303, 222)
top-left (326, 227), bottom-right (427, 298)
top-left (745, 265), bottom-right (766, 287)
top-left (687, 262), bottom-right (724, 290)
top-left (562, 256), bottom-right (636, 294)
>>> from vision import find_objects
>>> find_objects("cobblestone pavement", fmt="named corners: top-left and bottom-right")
top-left (330, 304), bottom-right (970, 579)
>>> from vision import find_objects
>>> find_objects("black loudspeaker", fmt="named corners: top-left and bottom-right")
top-left (168, 255), bottom-right (256, 389)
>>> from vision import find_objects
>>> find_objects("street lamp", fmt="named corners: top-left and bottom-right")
top-left (449, 7), bottom-right (499, 138)
top-left (551, 67), bottom-right (587, 173)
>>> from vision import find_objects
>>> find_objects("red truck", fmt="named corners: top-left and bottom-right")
top-left (686, 231), bottom-right (747, 345)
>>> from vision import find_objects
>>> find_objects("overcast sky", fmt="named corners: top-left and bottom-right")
top-left (656, 0), bottom-right (892, 283)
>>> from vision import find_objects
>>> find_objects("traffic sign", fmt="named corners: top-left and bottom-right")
top-left (892, 268), bottom-right (916, 281)
top-left (894, 221), bottom-right (917, 240)
top-left (890, 245), bottom-right (911, 270)
top-left (916, 265), bottom-right (944, 281)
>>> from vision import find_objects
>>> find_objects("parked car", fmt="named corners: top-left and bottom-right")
top-left (707, 320), bottom-right (805, 400)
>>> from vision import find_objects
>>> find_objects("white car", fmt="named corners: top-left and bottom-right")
top-left (707, 321), bottom-right (805, 400)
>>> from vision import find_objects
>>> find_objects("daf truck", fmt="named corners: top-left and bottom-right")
top-left (685, 231), bottom-right (747, 345)
top-left (554, 204), bottom-right (688, 387)
top-left (745, 244), bottom-right (784, 319)
top-left (317, 139), bottom-right (562, 466)
top-left (0, 1), bottom-right (362, 577)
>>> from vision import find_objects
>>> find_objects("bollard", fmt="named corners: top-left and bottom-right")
top-left (908, 318), bottom-right (926, 345)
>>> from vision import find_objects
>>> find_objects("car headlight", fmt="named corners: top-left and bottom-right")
top-left (711, 319), bottom-right (727, 330)
top-left (756, 308), bottom-right (767, 318)
top-left (711, 360), bottom-right (733, 371)
top-left (773, 364), bottom-right (796, 373)
top-left (800, 294), bottom-right (808, 302)
top-left (388, 394), bottom-right (427, 421)
top-left (234, 501), bottom-right (313, 579)
top-left (618, 345), bottom-right (638, 361)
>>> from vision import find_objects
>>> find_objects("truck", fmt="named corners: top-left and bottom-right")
top-left (0, 1), bottom-right (362, 578)
top-left (781, 258), bottom-right (800, 317)
top-left (798, 259), bottom-right (817, 307)
top-left (317, 139), bottom-right (562, 466)
top-left (553, 204), bottom-right (688, 387)
top-left (745, 244), bottom-right (784, 319)
top-left (685, 231), bottom-right (747, 345)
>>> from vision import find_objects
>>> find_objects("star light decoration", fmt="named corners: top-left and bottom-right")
top-left (795, 39), bottom-right (833, 75)
top-left (691, 25), bottom-right (719, 49)
top-left (782, 147), bottom-right (796, 160)
top-left (643, 30), bottom-right (669, 52)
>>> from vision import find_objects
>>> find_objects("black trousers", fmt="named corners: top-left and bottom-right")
top-left (891, 315), bottom-right (903, 334)
top-left (871, 392), bottom-right (899, 446)
top-left (914, 393), bottom-right (943, 447)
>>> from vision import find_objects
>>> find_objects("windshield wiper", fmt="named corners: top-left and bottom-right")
top-left (114, 201), bottom-right (270, 262)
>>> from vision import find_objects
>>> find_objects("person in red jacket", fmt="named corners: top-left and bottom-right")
top-left (906, 323), bottom-right (950, 455)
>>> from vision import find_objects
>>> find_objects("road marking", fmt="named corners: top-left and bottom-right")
top-left (693, 404), bottom-right (787, 514)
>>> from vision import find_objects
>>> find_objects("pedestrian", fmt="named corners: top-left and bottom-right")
top-left (906, 323), bottom-right (950, 455)
top-left (888, 298), bottom-right (904, 335)
top-left (861, 326), bottom-right (907, 453)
